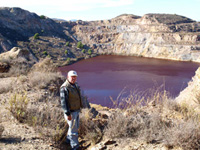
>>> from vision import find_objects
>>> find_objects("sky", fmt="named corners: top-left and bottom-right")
top-left (1, 0), bottom-right (200, 21)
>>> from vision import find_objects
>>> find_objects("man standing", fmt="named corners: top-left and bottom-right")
top-left (60, 70), bottom-right (83, 150)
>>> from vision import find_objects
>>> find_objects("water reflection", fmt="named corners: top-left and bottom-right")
top-left (59, 55), bottom-right (200, 107)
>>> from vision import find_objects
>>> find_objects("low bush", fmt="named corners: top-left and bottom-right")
top-left (66, 57), bottom-right (70, 62)
top-left (31, 58), bottom-right (57, 73)
top-left (33, 33), bottom-right (39, 39)
top-left (77, 41), bottom-right (84, 49)
top-left (7, 91), bottom-right (29, 123)
top-left (43, 51), bottom-right (48, 56)
top-left (88, 49), bottom-right (92, 55)
top-left (1, 57), bottom-right (32, 77)
top-left (164, 119), bottom-right (200, 150)
top-left (79, 109), bottom-right (102, 145)
top-left (104, 91), bottom-right (200, 150)
top-left (65, 42), bottom-right (70, 47)
top-left (81, 49), bottom-right (85, 53)
top-left (26, 99), bottom-right (67, 144)
top-left (40, 15), bottom-right (46, 19)
top-left (8, 63), bottom-right (30, 76)
top-left (28, 71), bottom-right (62, 89)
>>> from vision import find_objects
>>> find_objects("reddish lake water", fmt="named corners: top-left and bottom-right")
top-left (59, 55), bottom-right (200, 107)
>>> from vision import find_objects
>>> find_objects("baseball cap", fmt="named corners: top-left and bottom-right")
top-left (68, 70), bottom-right (78, 77)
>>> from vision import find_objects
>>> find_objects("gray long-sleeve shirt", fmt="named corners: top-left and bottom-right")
top-left (60, 86), bottom-right (71, 116)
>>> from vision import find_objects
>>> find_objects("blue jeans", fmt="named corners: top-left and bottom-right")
top-left (64, 110), bottom-right (80, 149)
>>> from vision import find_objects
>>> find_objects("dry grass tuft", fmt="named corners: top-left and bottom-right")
top-left (8, 63), bottom-right (29, 76)
top-left (110, 86), bottom-right (169, 109)
top-left (6, 90), bottom-right (67, 143)
top-left (1, 57), bottom-right (33, 77)
top-left (104, 90), bottom-right (200, 150)
top-left (27, 104), bottom-right (66, 143)
top-left (28, 71), bottom-right (62, 89)
top-left (0, 79), bottom-right (14, 94)
top-left (6, 91), bottom-right (29, 123)
top-left (28, 57), bottom-right (64, 94)
top-left (31, 57), bottom-right (57, 73)
top-left (79, 109), bottom-right (103, 145)
top-left (164, 119), bottom-right (200, 150)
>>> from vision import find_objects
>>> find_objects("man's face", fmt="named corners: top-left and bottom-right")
top-left (68, 76), bottom-right (77, 84)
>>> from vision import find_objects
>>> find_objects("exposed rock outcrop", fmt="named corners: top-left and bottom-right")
top-left (69, 14), bottom-right (200, 62)
top-left (0, 47), bottom-right (37, 73)
top-left (176, 67), bottom-right (200, 112)
top-left (0, 47), bottom-right (37, 61)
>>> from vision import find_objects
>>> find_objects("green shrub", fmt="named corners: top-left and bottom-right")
top-left (7, 91), bottom-right (29, 123)
top-left (77, 41), bottom-right (84, 49)
top-left (81, 49), bottom-right (85, 53)
top-left (67, 57), bottom-right (70, 62)
top-left (40, 15), bottom-right (46, 19)
top-left (66, 42), bottom-right (70, 47)
top-left (43, 51), bottom-right (48, 55)
top-left (88, 49), bottom-right (92, 55)
top-left (33, 33), bottom-right (39, 39)
top-left (65, 50), bottom-right (68, 54)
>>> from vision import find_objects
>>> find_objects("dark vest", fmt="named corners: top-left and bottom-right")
top-left (62, 80), bottom-right (82, 110)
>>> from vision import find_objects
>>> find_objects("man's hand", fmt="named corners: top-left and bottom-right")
top-left (67, 115), bottom-right (72, 121)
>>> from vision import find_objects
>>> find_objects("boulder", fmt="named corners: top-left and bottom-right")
top-left (0, 47), bottom-right (37, 62)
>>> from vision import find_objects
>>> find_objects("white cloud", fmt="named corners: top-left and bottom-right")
top-left (1, 0), bottom-right (135, 12)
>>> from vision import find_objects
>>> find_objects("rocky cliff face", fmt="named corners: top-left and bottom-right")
top-left (69, 14), bottom-right (200, 62)
top-left (176, 67), bottom-right (200, 113)
top-left (0, 7), bottom-right (67, 52)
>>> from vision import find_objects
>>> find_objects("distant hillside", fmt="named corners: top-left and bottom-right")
top-left (0, 7), bottom-right (67, 52)
top-left (0, 7), bottom-right (94, 66)
top-left (143, 13), bottom-right (195, 25)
